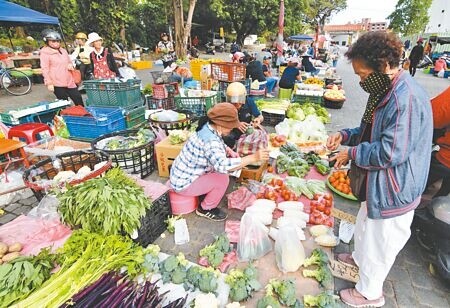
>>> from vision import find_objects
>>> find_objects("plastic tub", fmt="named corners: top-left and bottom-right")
top-left (169, 190), bottom-right (198, 215)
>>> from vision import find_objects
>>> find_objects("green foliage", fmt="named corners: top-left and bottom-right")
top-left (57, 167), bottom-right (151, 237)
top-left (0, 249), bottom-right (56, 307)
top-left (303, 0), bottom-right (347, 33)
top-left (387, 0), bottom-right (432, 36)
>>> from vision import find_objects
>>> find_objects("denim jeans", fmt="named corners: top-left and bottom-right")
top-left (266, 77), bottom-right (278, 94)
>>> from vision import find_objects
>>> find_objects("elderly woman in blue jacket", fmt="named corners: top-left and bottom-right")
top-left (328, 32), bottom-right (433, 307)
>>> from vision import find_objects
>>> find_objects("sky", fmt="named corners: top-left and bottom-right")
top-left (329, 0), bottom-right (398, 25)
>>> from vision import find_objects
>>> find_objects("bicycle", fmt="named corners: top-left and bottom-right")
top-left (0, 62), bottom-right (32, 96)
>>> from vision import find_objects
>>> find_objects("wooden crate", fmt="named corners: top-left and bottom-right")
top-left (238, 161), bottom-right (268, 182)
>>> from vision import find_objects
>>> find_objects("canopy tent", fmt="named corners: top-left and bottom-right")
top-left (287, 34), bottom-right (313, 41)
top-left (0, 0), bottom-right (62, 50)
top-left (0, 0), bottom-right (59, 25)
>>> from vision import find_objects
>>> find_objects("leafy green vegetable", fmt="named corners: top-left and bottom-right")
top-left (0, 248), bottom-right (55, 307)
top-left (257, 278), bottom-right (303, 308)
top-left (185, 266), bottom-right (219, 293)
top-left (303, 291), bottom-right (339, 307)
top-left (58, 168), bottom-right (151, 236)
top-left (103, 128), bottom-right (155, 150)
top-left (160, 253), bottom-right (189, 284)
top-left (165, 215), bottom-right (182, 233)
top-left (225, 263), bottom-right (261, 302)
top-left (168, 130), bottom-right (190, 145)
top-left (199, 234), bottom-right (231, 268)
top-left (285, 177), bottom-right (326, 199)
top-left (256, 98), bottom-right (290, 111)
top-left (303, 248), bottom-right (329, 267)
top-left (14, 230), bottom-right (149, 307)
top-left (302, 263), bottom-right (333, 288)
top-left (142, 244), bottom-right (161, 273)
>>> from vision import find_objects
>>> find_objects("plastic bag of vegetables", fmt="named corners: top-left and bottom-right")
top-left (237, 213), bottom-right (272, 261)
top-left (275, 225), bottom-right (305, 273)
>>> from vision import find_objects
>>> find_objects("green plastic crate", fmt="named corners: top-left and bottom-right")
top-left (124, 104), bottom-right (146, 128)
top-left (292, 94), bottom-right (323, 104)
top-left (84, 79), bottom-right (143, 107)
top-left (174, 93), bottom-right (220, 117)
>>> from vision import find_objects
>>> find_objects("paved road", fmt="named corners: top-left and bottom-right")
top-left (1, 52), bottom-right (449, 307)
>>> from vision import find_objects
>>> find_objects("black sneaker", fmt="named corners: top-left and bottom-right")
top-left (196, 207), bottom-right (228, 221)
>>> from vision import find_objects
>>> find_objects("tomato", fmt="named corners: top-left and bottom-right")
top-left (267, 166), bottom-right (274, 173)
top-left (325, 220), bottom-right (333, 227)
top-left (313, 193), bottom-right (322, 200)
top-left (275, 135), bottom-right (287, 143)
top-left (272, 140), bottom-right (280, 147)
top-left (324, 208), bottom-right (331, 215)
top-left (323, 193), bottom-right (333, 201)
top-left (275, 179), bottom-right (284, 187)
top-left (324, 199), bottom-right (332, 208)
top-left (256, 193), bottom-right (264, 199)
top-left (316, 204), bottom-right (326, 212)
top-left (265, 190), bottom-right (275, 199)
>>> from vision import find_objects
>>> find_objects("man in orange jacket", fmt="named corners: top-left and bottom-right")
top-left (427, 86), bottom-right (450, 197)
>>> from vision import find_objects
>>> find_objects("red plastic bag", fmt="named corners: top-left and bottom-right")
top-left (227, 186), bottom-right (256, 211)
top-left (236, 128), bottom-right (268, 157)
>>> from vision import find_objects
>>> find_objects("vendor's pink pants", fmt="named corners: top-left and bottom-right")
top-left (177, 173), bottom-right (229, 210)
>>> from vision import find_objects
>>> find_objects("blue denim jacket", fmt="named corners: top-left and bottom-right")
top-left (341, 71), bottom-right (433, 219)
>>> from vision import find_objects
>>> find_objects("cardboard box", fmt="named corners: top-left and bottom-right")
top-left (155, 137), bottom-right (185, 177)
top-left (238, 161), bottom-right (268, 182)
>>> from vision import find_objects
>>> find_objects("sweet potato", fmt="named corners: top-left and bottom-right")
top-left (2, 251), bottom-right (20, 262)
top-left (8, 243), bottom-right (23, 253)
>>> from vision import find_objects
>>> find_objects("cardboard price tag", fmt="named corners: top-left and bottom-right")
top-left (331, 208), bottom-right (356, 224)
top-left (329, 259), bottom-right (360, 283)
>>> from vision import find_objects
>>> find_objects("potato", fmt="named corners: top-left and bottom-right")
top-left (2, 252), bottom-right (20, 262)
top-left (8, 243), bottom-right (23, 253)
top-left (0, 242), bottom-right (8, 255)
top-left (0, 259), bottom-right (3, 265)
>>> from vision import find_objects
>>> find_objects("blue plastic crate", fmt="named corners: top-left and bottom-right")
top-left (63, 107), bottom-right (126, 139)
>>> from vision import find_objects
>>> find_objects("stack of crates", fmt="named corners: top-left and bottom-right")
top-left (210, 62), bottom-right (248, 102)
top-left (83, 79), bottom-right (146, 130)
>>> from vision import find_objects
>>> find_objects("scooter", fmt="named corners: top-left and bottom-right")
top-left (205, 42), bottom-right (215, 55)
top-left (189, 46), bottom-right (199, 58)
top-left (417, 54), bottom-right (433, 69)
top-left (412, 196), bottom-right (450, 282)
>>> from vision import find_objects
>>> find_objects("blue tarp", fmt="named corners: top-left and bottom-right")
top-left (0, 0), bottom-right (59, 25)
top-left (288, 34), bottom-right (314, 41)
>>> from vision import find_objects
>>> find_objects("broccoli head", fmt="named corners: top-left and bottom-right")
top-left (303, 248), bottom-right (329, 267)
top-left (302, 264), bottom-right (332, 288)
top-left (303, 291), bottom-right (339, 307)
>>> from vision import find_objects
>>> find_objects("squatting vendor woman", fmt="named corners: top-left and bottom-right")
top-left (169, 103), bottom-right (269, 221)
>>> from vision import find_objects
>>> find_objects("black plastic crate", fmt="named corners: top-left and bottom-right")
top-left (262, 111), bottom-right (286, 126)
top-left (134, 191), bottom-right (171, 246)
top-left (146, 96), bottom-right (176, 110)
top-left (92, 129), bottom-right (156, 179)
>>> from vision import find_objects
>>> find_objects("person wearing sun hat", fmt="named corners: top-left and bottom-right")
top-left (170, 103), bottom-right (269, 221)
top-left (86, 32), bottom-right (120, 79)
top-left (279, 57), bottom-right (302, 90)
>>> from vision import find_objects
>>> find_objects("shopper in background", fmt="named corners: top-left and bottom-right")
top-left (170, 103), bottom-right (269, 221)
top-left (278, 57), bottom-right (301, 90)
top-left (408, 38), bottom-right (424, 76)
top-left (329, 41), bottom-right (340, 67)
top-left (87, 32), bottom-right (120, 79)
top-left (157, 32), bottom-right (175, 68)
top-left (165, 62), bottom-right (193, 82)
top-left (262, 55), bottom-right (278, 97)
top-left (328, 31), bottom-right (432, 307)
top-left (70, 32), bottom-right (93, 80)
top-left (40, 29), bottom-right (83, 106)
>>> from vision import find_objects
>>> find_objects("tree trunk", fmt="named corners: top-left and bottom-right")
top-left (183, 0), bottom-right (197, 47)
top-left (173, 0), bottom-right (185, 60)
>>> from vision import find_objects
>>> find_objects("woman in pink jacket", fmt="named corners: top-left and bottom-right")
top-left (40, 30), bottom-right (83, 106)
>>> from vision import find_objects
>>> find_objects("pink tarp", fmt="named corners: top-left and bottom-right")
top-left (0, 215), bottom-right (72, 256)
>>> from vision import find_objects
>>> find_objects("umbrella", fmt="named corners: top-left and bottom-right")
top-left (288, 34), bottom-right (314, 41)
top-left (276, 0), bottom-right (284, 57)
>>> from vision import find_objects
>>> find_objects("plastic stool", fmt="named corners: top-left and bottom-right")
top-left (278, 88), bottom-right (293, 99)
top-left (169, 190), bottom-right (198, 215)
top-left (8, 123), bottom-right (54, 144)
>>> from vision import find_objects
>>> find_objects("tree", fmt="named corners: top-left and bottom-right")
top-left (172, 0), bottom-right (185, 59)
top-left (303, 0), bottom-right (347, 42)
top-left (387, 0), bottom-right (432, 36)
top-left (184, 0), bottom-right (198, 46)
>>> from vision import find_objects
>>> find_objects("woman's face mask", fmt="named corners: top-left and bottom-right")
top-left (359, 72), bottom-right (392, 94)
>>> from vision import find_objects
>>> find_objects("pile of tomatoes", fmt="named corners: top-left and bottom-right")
top-left (256, 178), bottom-right (299, 202)
top-left (309, 193), bottom-right (333, 227)
top-left (269, 134), bottom-right (287, 147)
top-left (328, 170), bottom-right (353, 196)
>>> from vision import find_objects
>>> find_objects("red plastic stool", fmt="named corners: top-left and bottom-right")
top-left (169, 190), bottom-right (198, 215)
top-left (8, 123), bottom-right (54, 144)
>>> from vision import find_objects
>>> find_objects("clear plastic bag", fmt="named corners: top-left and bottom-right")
top-left (275, 225), bottom-right (305, 273)
top-left (237, 213), bottom-right (272, 261)
top-left (27, 194), bottom-right (60, 220)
